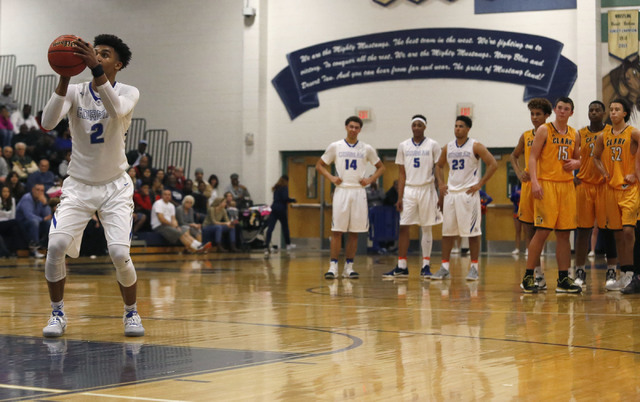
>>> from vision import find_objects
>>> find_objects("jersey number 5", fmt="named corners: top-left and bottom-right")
top-left (90, 123), bottom-right (104, 144)
top-left (345, 159), bottom-right (358, 170)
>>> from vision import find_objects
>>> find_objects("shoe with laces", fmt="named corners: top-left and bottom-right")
top-left (420, 265), bottom-right (432, 279)
top-left (556, 276), bottom-right (582, 293)
top-left (124, 311), bottom-right (145, 337)
top-left (286, 244), bottom-right (297, 251)
top-left (466, 267), bottom-right (479, 281)
top-left (382, 266), bottom-right (408, 279)
top-left (606, 271), bottom-right (633, 291)
top-left (621, 274), bottom-right (640, 294)
top-left (605, 269), bottom-right (617, 288)
top-left (343, 267), bottom-right (359, 279)
top-left (431, 267), bottom-right (450, 280)
top-left (43, 310), bottom-right (67, 338)
top-left (520, 275), bottom-right (538, 293)
top-left (324, 265), bottom-right (338, 280)
top-left (574, 268), bottom-right (586, 288)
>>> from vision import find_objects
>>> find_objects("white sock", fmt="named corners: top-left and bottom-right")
top-left (423, 257), bottom-right (431, 267)
top-left (421, 226), bottom-right (433, 259)
top-left (51, 300), bottom-right (64, 312)
top-left (442, 261), bottom-right (450, 271)
top-left (398, 258), bottom-right (407, 269)
top-left (190, 240), bottom-right (201, 249)
top-left (470, 261), bottom-right (478, 271)
top-left (125, 303), bottom-right (137, 313)
top-left (329, 260), bottom-right (338, 271)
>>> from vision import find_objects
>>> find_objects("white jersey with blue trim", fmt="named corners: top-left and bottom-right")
top-left (395, 137), bottom-right (440, 186)
top-left (446, 138), bottom-right (479, 191)
top-left (321, 139), bottom-right (380, 188)
top-left (42, 81), bottom-right (139, 185)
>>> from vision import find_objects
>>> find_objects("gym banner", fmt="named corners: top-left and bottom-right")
top-left (272, 28), bottom-right (577, 120)
top-left (607, 10), bottom-right (638, 60)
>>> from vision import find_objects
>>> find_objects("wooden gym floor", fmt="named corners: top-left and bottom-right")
top-left (0, 249), bottom-right (638, 401)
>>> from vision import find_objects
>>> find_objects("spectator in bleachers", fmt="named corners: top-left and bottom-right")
top-left (183, 179), bottom-right (207, 222)
top-left (16, 183), bottom-right (51, 258)
top-left (226, 173), bottom-right (251, 209)
top-left (165, 173), bottom-right (183, 205)
top-left (151, 189), bottom-right (210, 252)
top-left (0, 185), bottom-right (19, 255)
top-left (0, 84), bottom-right (18, 114)
top-left (6, 172), bottom-right (25, 201)
top-left (133, 183), bottom-right (152, 231)
top-left (0, 152), bottom-right (8, 183)
top-left (11, 122), bottom-right (40, 152)
top-left (207, 174), bottom-right (219, 207)
top-left (26, 159), bottom-right (56, 192)
top-left (126, 139), bottom-right (152, 168)
top-left (3, 146), bottom-right (13, 168)
top-left (203, 197), bottom-right (237, 252)
top-left (127, 167), bottom-right (138, 188)
top-left (193, 181), bottom-right (209, 219)
top-left (11, 142), bottom-right (38, 181)
top-left (174, 166), bottom-right (186, 191)
top-left (176, 195), bottom-right (202, 242)
top-left (155, 168), bottom-right (166, 186)
top-left (138, 167), bottom-right (153, 188)
top-left (133, 154), bottom-right (152, 179)
top-left (10, 104), bottom-right (39, 134)
top-left (151, 177), bottom-right (164, 201)
top-left (33, 132), bottom-right (58, 169)
top-left (58, 150), bottom-right (71, 178)
top-left (194, 168), bottom-right (212, 199)
top-left (0, 106), bottom-right (14, 147)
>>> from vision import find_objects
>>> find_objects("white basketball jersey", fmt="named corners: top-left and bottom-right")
top-left (321, 139), bottom-right (380, 188)
top-left (42, 81), bottom-right (139, 184)
top-left (395, 137), bottom-right (441, 185)
top-left (446, 138), bottom-right (480, 191)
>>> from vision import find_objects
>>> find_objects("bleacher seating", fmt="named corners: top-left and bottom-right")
top-left (0, 54), bottom-right (198, 255)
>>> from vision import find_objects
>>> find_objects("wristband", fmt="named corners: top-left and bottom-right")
top-left (91, 64), bottom-right (104, 78)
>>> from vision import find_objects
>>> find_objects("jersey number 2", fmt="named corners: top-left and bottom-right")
top-left (90, 123), bottom-right (104, 144)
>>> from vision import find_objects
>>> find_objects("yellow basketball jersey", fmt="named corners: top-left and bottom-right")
top-left (537, 122), bottom-right (577, 182)
top-left (522, 129), bottom-right (535, 173)
top-left (576, 124), bottom-right (610, 184)
top-left (601, 125), bottom-right (636, 190)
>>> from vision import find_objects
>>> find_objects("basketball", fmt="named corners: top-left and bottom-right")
top-left (47, 35), bottom-right (86, 77)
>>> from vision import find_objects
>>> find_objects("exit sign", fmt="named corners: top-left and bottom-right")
top-left (356, 107), bottom-right (371, 120)
top-left (457, 103), bottom-right (473, 117)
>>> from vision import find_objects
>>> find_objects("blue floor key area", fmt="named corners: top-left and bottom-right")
top-left (0, 335), bottom-right (302, 400)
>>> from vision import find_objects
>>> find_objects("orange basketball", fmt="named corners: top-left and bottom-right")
top-left (48, 35), bottom-right (86, 77)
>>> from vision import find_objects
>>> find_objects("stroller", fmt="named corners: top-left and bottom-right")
top-left (239, 204), bottom-right (272, 251)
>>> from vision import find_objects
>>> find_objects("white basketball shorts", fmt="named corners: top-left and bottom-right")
top-left (331, 186), bottom-right (369, 233)
top-left (400, 183), bottom-right (442, 227)
top-left (442, 190), bottom-right (482, 237)
top-left (49, 173), bottom-right (134, 258)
